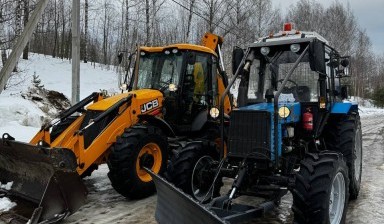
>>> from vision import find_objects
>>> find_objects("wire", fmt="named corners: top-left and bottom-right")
top-left (169, 0), bottom-right (236, 37)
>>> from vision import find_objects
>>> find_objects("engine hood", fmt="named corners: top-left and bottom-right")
top-left (86, 89), bottom-right (163, 111)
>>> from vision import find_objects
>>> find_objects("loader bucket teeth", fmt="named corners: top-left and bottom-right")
top-left (144, 168), bottom-right (226, 224)
top-left (0, 138), bottom-right (87, 223)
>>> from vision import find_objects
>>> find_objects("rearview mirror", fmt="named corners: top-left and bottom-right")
top-left (232, 47), bottom-right (244, 75)
top-left (309, 40), bottom-right (326, 74)
top-left (341, 58), bottom-right (349, 67)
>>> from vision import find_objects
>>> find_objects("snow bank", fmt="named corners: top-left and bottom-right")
top-left (345, 96), bottom-right (384, 117)
top-left (0, 53), bottom-right (119, 141)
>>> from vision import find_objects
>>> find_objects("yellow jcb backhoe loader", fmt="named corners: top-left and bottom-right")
top-left (0, 33), bottom-right (231, 223)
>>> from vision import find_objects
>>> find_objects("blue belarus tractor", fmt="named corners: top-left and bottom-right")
top-left (147, 24), bottom-right (362, 224)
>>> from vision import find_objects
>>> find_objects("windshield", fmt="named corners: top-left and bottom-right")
top-left (136, 51), bottom-right (183, 90)
top-left (248, 49), bottom-right (319, 103)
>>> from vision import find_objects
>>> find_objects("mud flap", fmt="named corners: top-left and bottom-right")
top-left (145, 168), bottom-right (226, 224)
top-left (0, 134), bottom-right (87, 223)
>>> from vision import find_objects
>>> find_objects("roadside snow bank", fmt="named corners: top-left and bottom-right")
top-left (359, 107), bottom-right (384, 117)
top-left (346, 97), bottom-right (384, 117)
top-left (0, 96), bottom-right (45, 128)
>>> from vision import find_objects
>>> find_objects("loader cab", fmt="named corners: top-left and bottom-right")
top-left (131, 45), bottom-right (221, 133)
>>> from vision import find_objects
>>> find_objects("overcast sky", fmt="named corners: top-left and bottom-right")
top-left (272, 0), bottom-right (384, 55)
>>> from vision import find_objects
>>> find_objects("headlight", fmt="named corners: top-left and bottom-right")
top-left (172, 48), bottom-right (178, 54)
top-left (278, 106), bottom-right (290, 118)
top-left (260, 47), bottom-right (270, 56)
top-left (290, 44), bottom-right (300, 53)
top-left (140, 51), bottom-right (146, 56)
top-left (164, 50), bottom-right (170, 55)
top-left (168, 83), bottom-right (178, 92)
top-left (209, 107), bottom-right (220, 119)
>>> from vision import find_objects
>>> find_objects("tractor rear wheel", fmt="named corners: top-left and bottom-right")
top-left (107, 125), bottom-right (167, 199)
top-left (167, 141), bottom-right (222, 202)
top-left (325, 114), bottom-right (362, 199)
top-left (292, 152), bottom-right (349, 224)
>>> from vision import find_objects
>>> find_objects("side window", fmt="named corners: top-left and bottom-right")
top-left (248, 60), bottom-right (261, 100)
top-left (160, 55), bottom-right (182, 85)
top-left (191, 54), bottom-right (209, 105)
top-left (137, 56), bottom-right (154, 88)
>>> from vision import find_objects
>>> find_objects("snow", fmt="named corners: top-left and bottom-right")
top-left (0, 182), bottom-right (15, 212)
top-left (0, 53), bottom-right (119, 141)
top-left (0, 197), bottom-right (16, 212)
top-left (0, 181), bottom-right (13, 191)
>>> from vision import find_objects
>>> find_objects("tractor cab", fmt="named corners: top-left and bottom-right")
top-left (233, 24), bottom-right (352, 158)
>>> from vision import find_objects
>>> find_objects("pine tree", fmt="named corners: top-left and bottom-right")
top-left (32, 72), bottom-right (44, 89)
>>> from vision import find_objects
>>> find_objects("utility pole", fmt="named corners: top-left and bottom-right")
top-left (0, 0), bottom-right (49, 93)
top-left (72, 0), bottom-right (81, 104)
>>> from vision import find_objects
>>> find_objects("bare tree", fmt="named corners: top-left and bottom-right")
top-left (22, 0), bottom-right (29, 59)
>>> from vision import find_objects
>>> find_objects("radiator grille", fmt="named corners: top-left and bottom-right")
top-left (228, 110), bottom-right (271, 159)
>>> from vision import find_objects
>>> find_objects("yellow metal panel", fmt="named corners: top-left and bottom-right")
top-left (140, 44), bottom-right (217, 57)
top-left (86, 93), bottom-right (131, 111)
top-left (200, 33), bottom-right (223, 52)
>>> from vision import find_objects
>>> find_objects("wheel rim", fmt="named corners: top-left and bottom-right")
top-left (136, 143), bottom-right (162, 182)
top-left (354, 127), bottom-right (362, 181)
top-left (329, 172), bottom-right (346, 224)
top-left (191, 156), bottom-right (215, 202)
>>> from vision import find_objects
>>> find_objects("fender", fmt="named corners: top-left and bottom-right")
top-left (138, 114), bottom-right (176, 137)
top-left (330, 102), bottom-right (358, 114)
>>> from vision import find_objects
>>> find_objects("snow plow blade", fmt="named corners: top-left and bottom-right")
top-left (145, 168), bottom-right (226, 224)
top-left (0, 134), bottom-right (87, 224)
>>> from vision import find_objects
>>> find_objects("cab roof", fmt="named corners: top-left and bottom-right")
top-left (140, 43), bottom-right (217, 57)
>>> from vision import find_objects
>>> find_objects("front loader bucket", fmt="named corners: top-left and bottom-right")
top-left (145, 168), bottom-right (226, 224)
top-left (0, 134), bottom-right (87, 223)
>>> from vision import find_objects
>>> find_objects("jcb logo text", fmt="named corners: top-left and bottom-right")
top-left (141, 99), bottom-right (159, 113)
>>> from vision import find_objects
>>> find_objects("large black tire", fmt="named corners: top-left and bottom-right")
top-left (107, 125), bottom-right (168, 199)
top-left (324, 113), bottom-right (362, 199)
top-left (292, 152), bottom-right (349, 224)
top-left (167, 141), bottom-right (222, 201)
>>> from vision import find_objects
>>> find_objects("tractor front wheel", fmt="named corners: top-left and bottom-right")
top-left (107, 125), bottom-right (167, 199)
top-left (167, 141), bottom-right (222, 202)
top-left (292, 152), bottom-right (349, 224)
